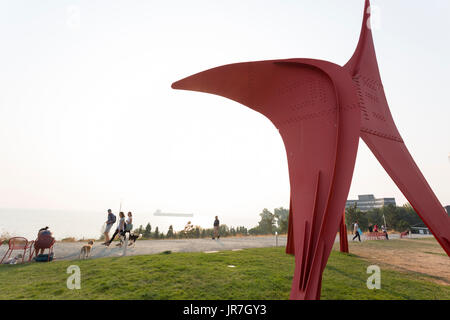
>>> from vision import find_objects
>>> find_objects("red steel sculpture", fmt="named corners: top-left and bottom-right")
top-left (172, 0), bottom-right (450, 299)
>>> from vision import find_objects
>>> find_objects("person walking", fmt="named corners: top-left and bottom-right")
top-left (125, 212), bottom-right (133, 234)
top-left (212, 216), bottom-right (220, 240)
top-left (121, 211), bottom-right (134, 246)
top-left (381, 225), bottom-right (389, 240)
top-left (105, 212), bottom-right (125, 246)
top-left (103, 209), bottom-right (116, 244)
top-left (352, 220), bottom-right (361, 242)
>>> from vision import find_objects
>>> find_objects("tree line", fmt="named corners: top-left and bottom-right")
top-left (124, 203), bottom-right (427, 240)
top-left (345, 203), bottom-right (425, 232)
top-left (131, 207), bottom-right (290, 240)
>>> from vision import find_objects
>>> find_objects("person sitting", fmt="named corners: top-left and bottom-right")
top-left (34, 226), bottom-right (55, 257)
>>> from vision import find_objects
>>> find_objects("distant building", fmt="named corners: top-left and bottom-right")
top-left (346, 194), bottom-right (396, 212)
top-left (445, 206), bottom-right (450, 215)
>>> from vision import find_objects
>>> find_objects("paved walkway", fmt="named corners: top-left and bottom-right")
top-left (0, 235), bottom-right (287, 262)
top-left (0, 233), bottom-right (432, 263)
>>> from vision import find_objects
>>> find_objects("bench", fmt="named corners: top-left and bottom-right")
top-left (366, 232), bottom-right (387, 240)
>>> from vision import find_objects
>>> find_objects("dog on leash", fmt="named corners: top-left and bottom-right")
top-left (127, 233), bottom-right (142, 247)
top-left (79, 240), bottom-right (94, 259)
top-left (116, 233), bottom-right (142, 247)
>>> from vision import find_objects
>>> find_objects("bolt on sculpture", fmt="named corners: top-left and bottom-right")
top-left (172, 0), bottom-right (450, 300)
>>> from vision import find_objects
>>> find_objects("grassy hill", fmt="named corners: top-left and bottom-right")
top-left (0, 245), bottom-right (448, 300)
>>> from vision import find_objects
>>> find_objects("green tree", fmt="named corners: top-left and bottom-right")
top-left (274, 207), bottom-right (289, 234)
top-left (134, 225), bottom-right (144, 235)
top-left (248, 227), bottom-right (259, 235)
top-left (194, 227), bottom-right (201, 238)
top-left (143, 223), bottom-right (152, 238)
top-left (380, 204), bottom-right (397, 230)
top-left (167, 225), bottom-right (174, 238)
top-left (345, 204), bottom-right (368, 231)
top-left (236, 226), bottom-right (248, 236)
top-left (219, 224), bottom-right (230, 237)
top-left (402, 203), bottom-right (423, 228)
top-left (154, 226), bottom-right (160, 239)
top-left (258, 208), bottom-right (276, 234)
top-left (346, 203), bottom-right (424, 232)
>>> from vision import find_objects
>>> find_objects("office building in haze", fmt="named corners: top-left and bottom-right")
top-left (346, 194), bottom-right (396, 212)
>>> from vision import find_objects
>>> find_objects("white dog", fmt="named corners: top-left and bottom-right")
top-left (4, 254), bottom-right (23, 264)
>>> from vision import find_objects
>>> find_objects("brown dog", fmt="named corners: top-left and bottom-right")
top-left (79, 240), bottom-right (94, 259)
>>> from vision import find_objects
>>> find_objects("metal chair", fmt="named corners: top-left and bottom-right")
top-left (1, 237), bottom-right (29, 264)
top-left (26, 240), bottom-right (35, 261)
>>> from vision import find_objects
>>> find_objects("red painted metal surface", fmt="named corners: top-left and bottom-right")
top-left (172, 0), bottom-right (450, 299)
top-left (339, 212), bottom-right (349, 254)
top-left (1, 237), bottom-right (29, 263)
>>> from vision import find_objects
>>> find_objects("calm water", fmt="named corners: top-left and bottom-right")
top-left (0, 208), bottom-right (218, 241)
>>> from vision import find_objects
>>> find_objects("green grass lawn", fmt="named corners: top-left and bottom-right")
top-left (0, 247), bottom-right (448, 300)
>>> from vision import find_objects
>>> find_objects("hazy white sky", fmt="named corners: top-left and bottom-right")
top-left (0, 0), bottom-right (449, 237)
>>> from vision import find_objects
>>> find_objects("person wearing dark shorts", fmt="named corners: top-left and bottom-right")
top-left (213, 216), bottom-right (220, 240)
top-left (103, 209), bottom-right (116, 244)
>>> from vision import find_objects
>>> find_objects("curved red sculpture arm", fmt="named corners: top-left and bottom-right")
top-left (346, 0), bottom-right (450, 256)
top-left (172, 61), bottom-right (260, 109)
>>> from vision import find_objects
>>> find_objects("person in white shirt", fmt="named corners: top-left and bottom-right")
top-left (381, 225), bottom-right (389, 240)
top-left (352, 221), bottom-right (361, 242)
top-left (125, 211), bottom-right (133, 233)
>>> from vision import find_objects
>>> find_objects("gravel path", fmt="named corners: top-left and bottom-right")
top-left (0, 235), bottom-right (287, 262)
top-left (0, 233), bottom-right (432, 263)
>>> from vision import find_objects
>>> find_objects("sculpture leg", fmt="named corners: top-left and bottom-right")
top-left (339, 211), bottom-right (349, 253)
top-left (286, 126), bottom-right (359, 299)
top-left (284, 121), bottom-right (339, 299)
top-left (286, 197), bottom-right (295, 255)
top-left (362, 133), bottom-right (450, 256)
top-left (282, 80), bottom-right (360, 299)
